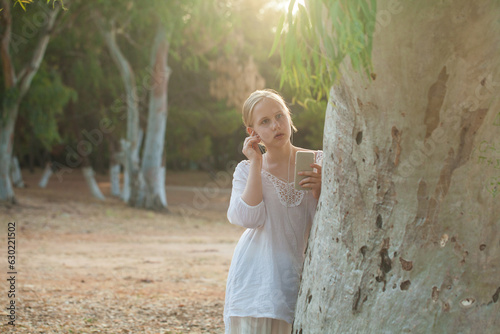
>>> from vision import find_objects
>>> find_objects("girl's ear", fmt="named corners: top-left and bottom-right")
top-left (247, 127), bottom-right (255, 136)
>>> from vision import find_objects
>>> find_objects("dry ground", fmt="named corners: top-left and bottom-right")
top-left (0, 169), bottom-right (244, 333)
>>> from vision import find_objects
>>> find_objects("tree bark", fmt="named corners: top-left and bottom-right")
top-left (1, 0), bottom-right (18, 203)
top-left (0, 105), bottom-right (16, 202)
top-left (294, 0), bottom-right (500, 332)
top-left (140, 24), bottom-right (171, 210)
top-left (108, 142), bottom-right (122, 197)
top-left (0, 0), bottom-right (60, 203)
top-left (109, 163), bottom-right (121, 197)
top-left (125, 128), bottom-right (143, 204)
top-left (82, 167), bottom-right (105, 201)
top-left (108, 140), bottom-right (122, 197)
top-left (120, 138), bottom-right (131, 201)
top-left (97, 17), bottom-right (142, 206)
top-left (10, 156), bottom-right (24, 188)
top-left (38, 162), bottom-right (53, 188)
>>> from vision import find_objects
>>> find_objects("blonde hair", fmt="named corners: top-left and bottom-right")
top-left (242, 89), bottom-right (297, 132)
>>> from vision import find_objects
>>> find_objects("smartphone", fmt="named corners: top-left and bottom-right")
top-left (294, 151), bottom-right (315, 190)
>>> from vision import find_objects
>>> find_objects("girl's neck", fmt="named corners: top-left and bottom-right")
top-left (265, 143), bottom-right (295, 165)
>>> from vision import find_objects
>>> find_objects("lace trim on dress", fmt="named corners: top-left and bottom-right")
top-left (262, 170), bottom-right (305, 207)
top-left (241, 151), bottom-right (322, 208)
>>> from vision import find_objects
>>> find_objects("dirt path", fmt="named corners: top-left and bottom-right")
top-left (0, 169), bottom-right (244, 333)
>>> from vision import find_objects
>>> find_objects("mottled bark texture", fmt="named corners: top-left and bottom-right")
top-left (140, 24), bottom-right (170, 210)
top-left (294, 1), bottom-right (500, 333)
top-left (98, 17), bottom-right (169, 210)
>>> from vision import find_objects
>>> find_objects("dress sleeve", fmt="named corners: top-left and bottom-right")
top-left (227, 161), bottom-right (266, 229)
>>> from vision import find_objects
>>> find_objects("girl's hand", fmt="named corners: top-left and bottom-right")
top-left (242, 131), bottom-right (263, 163)
top-left (298, 163), bottom-right (322, 200)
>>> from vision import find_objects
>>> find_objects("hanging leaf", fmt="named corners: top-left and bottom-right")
top-left (269, 14), bottom-right (285, 57)
top-left (274, 0), bottom-right (377, 104)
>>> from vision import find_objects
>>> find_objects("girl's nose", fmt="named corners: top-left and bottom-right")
top-left (272, 119), bottom-right (280, 130)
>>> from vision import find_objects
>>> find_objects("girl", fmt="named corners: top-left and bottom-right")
top-left (224, 89), bottom-right (322, 334)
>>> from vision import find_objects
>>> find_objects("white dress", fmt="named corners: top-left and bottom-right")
top-left (224, 151), bottom-right (323, 333)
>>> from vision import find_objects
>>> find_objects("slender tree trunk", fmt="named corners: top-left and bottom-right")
top-left (10, 156), bottom-right (24, 188)
top-left (38, 162), bottom-right (53, 188)
top-left (0, 0), bottom-right (17, 203)
top-left (120, 138), bottom-right (131, 201)
top-left (294, 0), bottom-right (500, 332)
top-left (126, 128), bottom-right (144, 204)
top-left (108, 141), bottom-right (122, 197)
top-left (97, 20), bottom-right (142, 207)
top-left (119, 129), bottom-right (143, 203)
top-left (109, 163), bottom-right (121, 197)
top-left (0, 0), bottom-right (60, 203)
top-left (82, 167), bottom-right (105, 201)
top-left (79, 157), bottom-right (106, 201)
top-left (141, 24), bottom-right (171, 210)
top-left (0, 108), bottom-right (16, 202)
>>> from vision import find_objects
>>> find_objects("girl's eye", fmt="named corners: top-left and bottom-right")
top-left (276, 114), bottom-right (283, 120)
top-left (261, 119), bottom-right (269, 124)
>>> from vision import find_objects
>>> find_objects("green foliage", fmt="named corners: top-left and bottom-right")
top-left (0, 86), bottom-right (20, 124)
top-left (166, 102), bottom-right (244, 168)
top-left (3, 0), bottom-right (328, 171)
top-left (164, 0), bottom-right (326, 166)
top-left (167, 107), bottom-right (213, 164)
top-left (292, 99), bottom-right (326, 149)
top-left (40, 8), bottom-right (127, 171)
top-left (18, 65), bottom-right (76, 150)
top-left (274, 0), bottom-right (377, 103)
top-left (166, 58), bottom-right (245, 170)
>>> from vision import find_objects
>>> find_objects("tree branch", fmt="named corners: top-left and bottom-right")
top-left (18, 3), bottom-right (61, 99)
top-left (93, 10), bottom-right (140, 147)
top-left (0, 0), bottom-right (16, 88)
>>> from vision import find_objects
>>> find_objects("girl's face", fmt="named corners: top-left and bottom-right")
top-left (248, 98), bottom-right (291, 148)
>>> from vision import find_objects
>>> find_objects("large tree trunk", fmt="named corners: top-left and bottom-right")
top-left (0, 0), bottom-right (60, 203)
top-left (140, 24), bottom-right (171, 210)
top-left (294, 1), bottom-right (500, 332)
